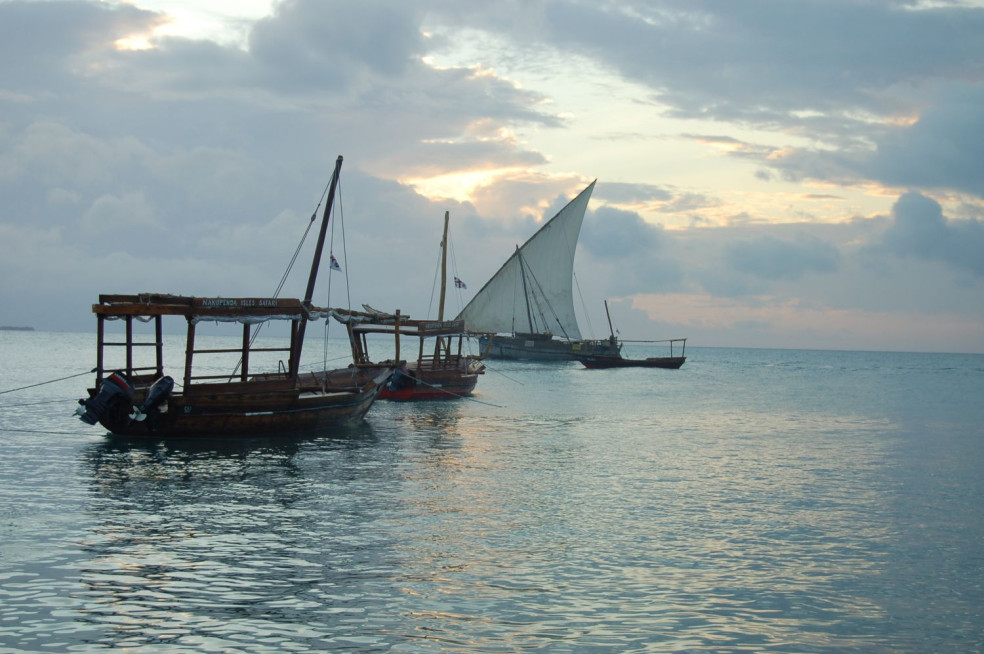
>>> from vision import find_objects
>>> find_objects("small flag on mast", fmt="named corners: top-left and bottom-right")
top-left (454, 276), bottom-right (466, 289)
top-left (330, 254), bottom-right (342, 272)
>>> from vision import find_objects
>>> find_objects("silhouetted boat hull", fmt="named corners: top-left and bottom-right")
top-left (480, 333), bottom-right (619, 361)
top-left (577, 354), bottom-right (686, 369)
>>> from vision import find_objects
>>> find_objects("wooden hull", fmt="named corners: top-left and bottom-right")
top-left (379, 373), bottom-right (480, 400)
top-left (480, 334), bottom-right (620, 361)
top-left (90, 369), bottom-right (391, 439)
top-left (376, 361), bottom-right (483, 401)
top-left (578, 355), bottom-right (686, 370)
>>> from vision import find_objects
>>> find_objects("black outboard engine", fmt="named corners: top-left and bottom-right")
top-left (76, 372), bottom-right (135, 426)
top-left (388, 362), bottom-right (416, 392)
top-left (129, 375), bottom-right (174, 425)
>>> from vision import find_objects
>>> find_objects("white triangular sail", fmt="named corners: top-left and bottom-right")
top-left (456, 181), bottom-right (595, 339)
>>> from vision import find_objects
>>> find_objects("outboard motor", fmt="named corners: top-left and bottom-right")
top-left (129, 375), bottom-right (174, 424)
top-left (388, 363), bottom-right (416, 392)
top-left (76, 372), bottom-right (134, 426)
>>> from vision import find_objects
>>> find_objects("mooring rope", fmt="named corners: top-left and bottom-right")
top-left (0, 369), bottom-right (95, 396)
top-left (481, 364), bottom-right (525, 387)
top-left (0, 398), bottom-right (81, 408)
top-left (0, 427), bottom-right (88, 435)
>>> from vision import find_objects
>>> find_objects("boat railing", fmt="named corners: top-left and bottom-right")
top-left (418, 353), bottom-right (464, 370)
top-left (621, 337), bottom-right (687, 357)
top-left (183, 376), bottom-right (298, 396)
top-left (663, 338), bottom-right (687, 357)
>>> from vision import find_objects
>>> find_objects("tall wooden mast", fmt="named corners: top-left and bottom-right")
top-left (434, 211), bottom-right (451, 359)
top-left (438, 211), bottom-right (449, 321)
top-left (290, 154), bottom-right (343, 378)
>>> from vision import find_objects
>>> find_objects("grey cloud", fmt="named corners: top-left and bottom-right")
top-left (513, 1), bottom-right (984, 124)
top-left (657, 192), bottom-right (718, 215)
top-left (592, 182), bottom-right (715, 216)
top-left (254, 1), bottom-right (426, 76)
top-left (754, 84), bottom-right (984, 198)
top-left (882, 191), bottom-right (984, 276)
top-left (582, 206), bottom-right (663, 257)
top-left (865, 85), bottom-right (984, 198)
top-left (695, 267), bottom-right (758, 299)
top-left (247, 1), bottom-right (427, 94)
top-left (594, 182), bottom-right (673, 205)
top-left (725, 234), bottom-right (842, 281)
top-left (79, 191), bottom-right (160, 234)
top-left (579, 206), bottom-right (684, 296)
top-left (0, 1), bottom-right (159, 90)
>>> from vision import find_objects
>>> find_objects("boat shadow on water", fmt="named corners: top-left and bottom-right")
top-left (81, 421), bottom-right (382, 492)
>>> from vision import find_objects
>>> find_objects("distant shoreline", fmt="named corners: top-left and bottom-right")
top-left (0, 326), bottom-right (35, 331)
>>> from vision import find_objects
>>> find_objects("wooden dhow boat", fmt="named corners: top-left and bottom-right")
top-left (330, 212), bottom-right (485, 400)
top-left (75, 155), bottom-right (393, 439)
top-left (576, 345), bottom-right (687, 370)
top-left (576, 301), bottom-right (687, 370)
top-left (332, 308), bottom-right (485, 400)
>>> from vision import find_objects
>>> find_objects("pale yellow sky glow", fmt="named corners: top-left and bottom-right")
top-left (114, 34), bottom-right (154, 51)
top-left (119, 0), bottom-right (274, 45)
top-left (402, 168), bottom-right (525, 205)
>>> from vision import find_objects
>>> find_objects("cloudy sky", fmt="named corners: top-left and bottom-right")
top-left (2, 0), bottom-right (982, 353)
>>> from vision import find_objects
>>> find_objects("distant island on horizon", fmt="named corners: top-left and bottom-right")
top-left (0, 326), bottom-right (35, 331)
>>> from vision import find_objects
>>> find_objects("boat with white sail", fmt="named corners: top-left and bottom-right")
top-left (455, 181), bottom-right (620, 361)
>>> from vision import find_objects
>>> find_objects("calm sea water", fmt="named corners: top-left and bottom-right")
top-left (1, 330), bottom-right (982, 652)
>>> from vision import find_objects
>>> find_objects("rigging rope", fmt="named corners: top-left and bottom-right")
top-left (273, 176), bottom-right (333, 299)
top-left (332, 180), bottom-right (351, 311)
top-left (229, 177), bottom-right (335, 381)
top-left (480, 362), bottom-right (525, 387)
top-left (340, 193), bottom-right (351, 306)
top-left (227, 172), bottom-right (346, 381)
top-left (323, 176), bottom-right (349, 372)
top-left (572, 268), bottom-right (598, 339)
top-left (519, 256), bottom-right (571, 340)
